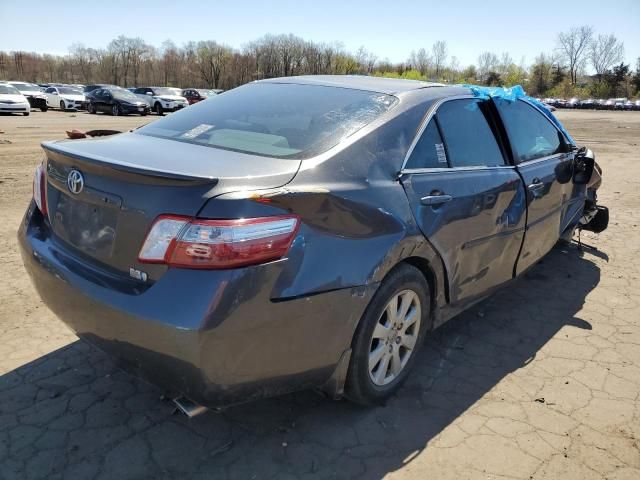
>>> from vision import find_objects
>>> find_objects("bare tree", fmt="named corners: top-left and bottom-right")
top-left (557, 25), bottom-right (594, 84)
top-left (356, 46), bottom-right (376, 74)
top-left (408, 48), bottom-right (430, 75)
top-left (590, 34), bottom-right (624, 81)
top-left (196, 41), bottom-right (232, 88)
top-left (445, 55), bottom-right (460, 83)
top-left (499, 52), bottom-right (513, 76)
top-left (477, 51), bottom-right (499, 83)
top-left (432, 41), bottom-right (447, 78)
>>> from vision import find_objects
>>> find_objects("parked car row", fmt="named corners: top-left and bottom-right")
top-left (541, 97), bottom-right (640, 110)
top-left (0, 80), bottom-right (223, 116)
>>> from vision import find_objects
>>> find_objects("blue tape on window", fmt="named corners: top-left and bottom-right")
top-left (461, 84), bottom-right (575, 145)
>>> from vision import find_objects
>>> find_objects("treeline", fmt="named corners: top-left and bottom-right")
top-left (1, 28), bottom-right (639, 98)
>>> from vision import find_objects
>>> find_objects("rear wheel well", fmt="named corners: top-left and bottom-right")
top-left (398, 257), bottom-right (437, 319)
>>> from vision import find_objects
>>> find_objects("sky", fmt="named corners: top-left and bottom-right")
top-left (1, 0), bottom-right (638, 70)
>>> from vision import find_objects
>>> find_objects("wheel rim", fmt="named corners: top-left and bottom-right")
top-left (368, 289), bottom-right (421, 386)
top-left (156, 104), bottom-right (161, 114)
top-left (60, 101), bottom-right (64, 110)
top-left (112, 105), bottom-right (118, 115)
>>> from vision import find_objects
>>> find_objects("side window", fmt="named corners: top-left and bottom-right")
top-left (436, 99), bottom-right (505, 168)
top-left (45, 87), bottom-right (54, 94)
top-left (495, 99), bottom-right (564, 162)
top-left (405, 120), bottom-right (447, 169)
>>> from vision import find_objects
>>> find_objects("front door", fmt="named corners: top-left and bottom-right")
top-left (401, 98), bottom-right (527, 304)
top-left (493, 98), bottom-right (575, 274)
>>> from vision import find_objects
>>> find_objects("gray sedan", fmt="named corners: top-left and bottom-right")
top-left (19, 76), bottom-right (607, 412)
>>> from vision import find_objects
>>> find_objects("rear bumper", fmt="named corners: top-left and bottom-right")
top-left (18, 203), bottom-right (372, 406)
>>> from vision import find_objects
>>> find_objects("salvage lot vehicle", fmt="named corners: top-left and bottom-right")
top-left (45, 86), bottom-right (86, 111)
top-left (19, 76), bottom-right (608, 410)
top-left (0, 83), bottom-right (31, 115)
top-left (7, 81), bottom-right (49, 111)
top-left (132, 86), bottom-right (189, 115)
top-left (87, 88), bottom-right (150, 116)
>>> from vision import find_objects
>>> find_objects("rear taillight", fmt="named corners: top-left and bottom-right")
top-left (32, 163), bottom-right (47, 216)
top-left (138, 215), bottom-right (300, 269)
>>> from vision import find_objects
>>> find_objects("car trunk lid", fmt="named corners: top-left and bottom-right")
top-left (42, 133), bottom-right (301, 281)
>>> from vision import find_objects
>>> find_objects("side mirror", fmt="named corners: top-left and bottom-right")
top-left (573, 147), bottom-right (595, 185)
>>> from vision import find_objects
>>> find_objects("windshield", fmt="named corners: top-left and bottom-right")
top-left (137, 82), bottom-right (397, 159)
top-left (10, 83), bottom-right (39, 92)
top-left (153, 87), bottom-right (178, 96)
top-left (58, 87), bottom-right (82, 95)
top-left (112, 90), bottom-right (141, 102)
top-left (0, 85), bottom-right (21, 95)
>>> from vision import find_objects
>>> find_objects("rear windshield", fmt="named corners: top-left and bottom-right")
top-left (136, 83), bottom-right (397, 159)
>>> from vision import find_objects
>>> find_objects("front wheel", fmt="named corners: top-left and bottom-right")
top-left (59, 100), bottom-right (66, 111)
top-left (40, 106), bottom-right (48, 112)
top-left (154, 103), bottom-right (164, 116)
top-left (87, 103), bottom-right (96, 114)
top-left (111, 104), bottom-right (121, 116)
top-left (345, 263), bottom-right (430, 405)
top-left (23, 112), bottom-right (30, 116)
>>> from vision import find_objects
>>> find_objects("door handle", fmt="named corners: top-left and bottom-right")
top-left (528, 179), bottom-right (544, 191)
top-left (421, 194), bottom-right (453, 206)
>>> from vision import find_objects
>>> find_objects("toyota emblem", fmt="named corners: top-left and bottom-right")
top-left (67, 169), bottom-right (84, 195)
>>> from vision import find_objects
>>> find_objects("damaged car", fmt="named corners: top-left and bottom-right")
top-left (7, 82), bottom-right (48, 111)
top-left (19, 76), bottom-right (608, 412)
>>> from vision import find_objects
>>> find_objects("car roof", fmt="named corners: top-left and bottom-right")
top-left (259, 75), bottom-right (447, 95)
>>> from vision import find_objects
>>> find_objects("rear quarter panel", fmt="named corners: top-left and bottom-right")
top-left (199, 94), bottom-right (451, 320)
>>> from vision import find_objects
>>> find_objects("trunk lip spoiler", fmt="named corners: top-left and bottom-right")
top-left (41, 141), bottom-right (218, 184)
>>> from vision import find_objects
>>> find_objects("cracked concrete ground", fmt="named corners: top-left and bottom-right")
top-left (0, 110), bottom-right (639, 479)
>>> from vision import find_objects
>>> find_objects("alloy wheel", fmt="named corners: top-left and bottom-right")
top-left (368, 289), bottom-right (421, 386)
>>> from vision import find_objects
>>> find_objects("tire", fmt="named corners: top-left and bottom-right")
top-left (141, 110), bottom-right (147, 116)
top-left (154, 103), bottom-right (164, 116)
top-left (345, 263), bottom-right (431, 405)
top-left (111, 104), bottom-right (121, 116)
top-left (40, 106), bottom-right (48, 112)
top-left (23, 111), bottom-right (30, 116)
top-left (59, 100), bottom-right (66, 111)
top-left (87, 103), bottom-right (96, 114)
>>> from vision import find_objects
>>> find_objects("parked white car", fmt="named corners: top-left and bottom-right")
top-left (44, 86), bottom-right (87, 111)
top-left (0, 83), bottom-right (31, 115)
top-left (132, 87), bottom-right (189, 115)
